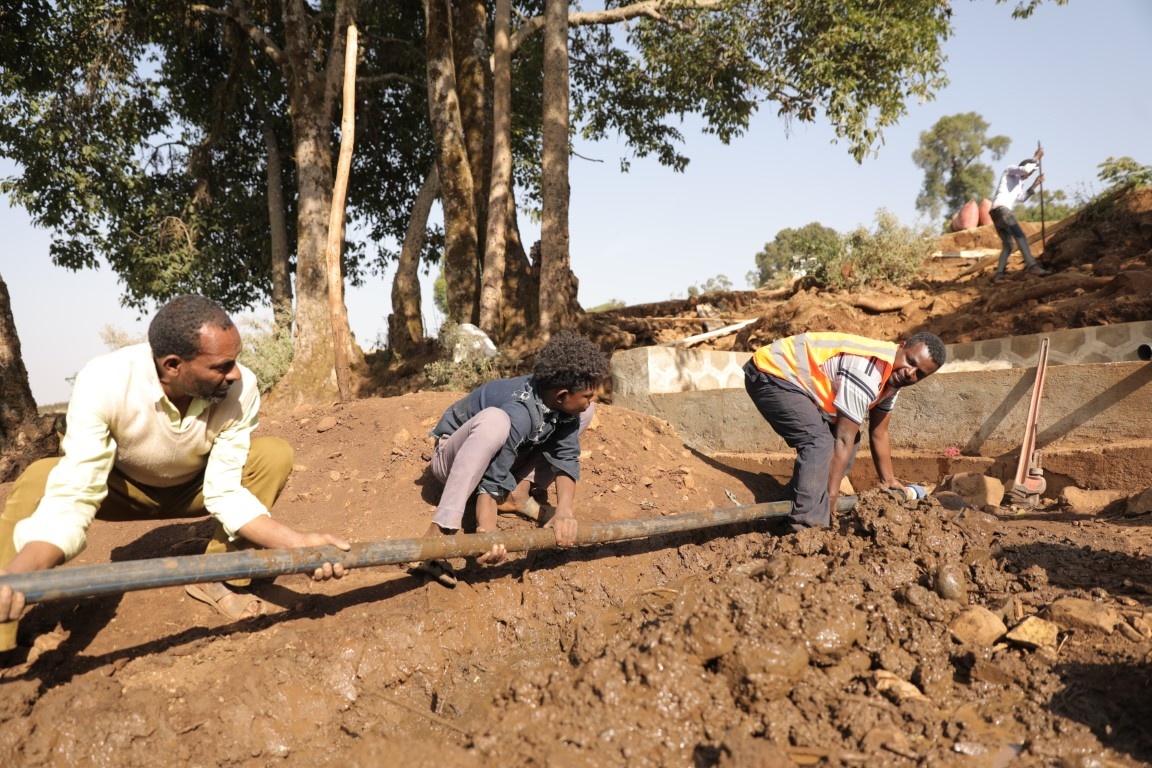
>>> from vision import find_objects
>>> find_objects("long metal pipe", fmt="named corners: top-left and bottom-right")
top-left (0, 497), bottom-right (857, 604)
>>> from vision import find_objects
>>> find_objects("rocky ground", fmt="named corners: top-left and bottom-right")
top-left (1, 187), bottom-right (1151, 767)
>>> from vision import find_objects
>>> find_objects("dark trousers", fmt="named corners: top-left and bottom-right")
top-left (745, 366), bottom-right (858, 530)
top-left (990, 206), bottom-right (1037, 273)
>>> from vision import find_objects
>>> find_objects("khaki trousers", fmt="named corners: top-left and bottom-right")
top-left (0, 436), bottom-right (293, 652)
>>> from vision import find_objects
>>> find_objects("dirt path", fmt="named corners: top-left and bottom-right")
top-left (2, 395), bottom-right (1151, 767)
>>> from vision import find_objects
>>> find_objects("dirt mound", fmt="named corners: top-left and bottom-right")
top-left (2, 393), bottom-right (1152, 766)
top-left (582, 186), bottom-right (1152, 354)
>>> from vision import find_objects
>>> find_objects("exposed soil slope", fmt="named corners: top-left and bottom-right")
top-left (583, 187), bottom-right (1152, 354)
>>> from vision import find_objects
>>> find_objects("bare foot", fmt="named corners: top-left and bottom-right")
top-left (497, 496), bottom-right (541, 521)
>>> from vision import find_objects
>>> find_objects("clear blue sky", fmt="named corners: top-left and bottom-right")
top-left (3, 0), bottom-right (1149, 404)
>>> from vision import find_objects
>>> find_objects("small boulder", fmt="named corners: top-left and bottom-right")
top-left (1059, 487), bottom-right (1126, 514)
top-left (451, 323), bottom-right (499, 362)
top-left (1126, 487), bottom-right (1152, 516)
top-left (941, 473), bottom-right (1005, 509)
top-left (949, 606), bottom-right (1007, 647)
top-left (1005, 616), bottom-right (1059, 649)
top-left (1047, 597), bottom-right (1123, 635)
top-left (1092, 254), bottom-right (1122, 276)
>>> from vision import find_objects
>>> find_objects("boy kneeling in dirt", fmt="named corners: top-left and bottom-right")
top-left (413, 331), bottom-right (608, 587)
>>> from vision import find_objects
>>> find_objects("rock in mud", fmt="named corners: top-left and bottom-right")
top-left (1005, 616), bottom-right (1060, 649)
top-left (934, 563), bottom-right (970, 605)
top-left (949, 606), bottom-right (1007, 647)
top-left (1046, 597), bottom-right (1123, 635)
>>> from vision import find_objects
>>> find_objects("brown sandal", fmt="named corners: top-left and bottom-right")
top-left (411, 559), bottom-right (458, 588)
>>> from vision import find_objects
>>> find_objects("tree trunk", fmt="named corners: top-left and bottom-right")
top-left (538, 0), bottom-right (579, 336)
top-left (389, 166), bottom-right (439, 356)
top-left (479, 0), bottom-right (511, 334)
top-left (425, 0), bottom-right (480, 326)
top-left (261, 114), bottom-right (293, 327)
top-left (453, 0), bottom-right (491, 256)
top-left (0, 271), bottom-right (59, 482)
top-left (324, 23), bottom-right (360, 402)
top-left (497, 199), bottom-right (538, 351)
top-left (270, 0), bottom-right (363, 406)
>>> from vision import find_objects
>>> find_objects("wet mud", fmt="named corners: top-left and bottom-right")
top-left (2, 396), bottom-right (1151, 767)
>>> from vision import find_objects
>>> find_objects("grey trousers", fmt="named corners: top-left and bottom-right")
top-left (744, 367), bottom-right (857, 530)
top-left (991, 205), bottom-right (1038, 273)
top-left (430, 403), bottom-right (595, 531)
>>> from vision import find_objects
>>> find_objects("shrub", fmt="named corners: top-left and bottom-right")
top-left (423, 321), bottom-right (513, 392)
top-left (237, 309), bottom-right (294, 394)
top-left (813, 209), bottom-right (933, 290)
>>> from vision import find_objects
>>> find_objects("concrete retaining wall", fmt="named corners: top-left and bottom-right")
top-left (611, 322), bottom-right (1152, 403)
top-left (623, 362), bottom-right (1152, 456)
top-left (610, 323), bottom-right (1152, 492)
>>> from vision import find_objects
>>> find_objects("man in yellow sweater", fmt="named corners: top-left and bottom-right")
top-left (0, 295), bottom-right (350, 659)
top-left (744, 331), bottom-right (946, 531)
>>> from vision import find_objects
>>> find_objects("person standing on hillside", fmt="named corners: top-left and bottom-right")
top-left (744, 331), bottom-right (947, 531)
top-left (0, 295), bottom-right (350, 662)
top-left (990, 147), bottom-right (1053, 283)
top-left (412, 331), bottom-right (609, 587)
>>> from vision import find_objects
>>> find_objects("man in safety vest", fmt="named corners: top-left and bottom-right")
top-left (744, 331), bottom-right (947, 530)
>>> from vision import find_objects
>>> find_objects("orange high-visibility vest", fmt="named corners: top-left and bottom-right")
top-left (750, 332), bottom-right (898, 414)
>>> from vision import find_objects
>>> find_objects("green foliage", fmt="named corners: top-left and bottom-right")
top-left (809, 210), bottom-right (932, 290)
top-left (422, 322), bottom-right (512, 392)
top-left (752, 223), bottom-right (841, 286)
top-left (1097, 156), bottom-right (1152, 189)
top-left (1003, 0), bottom-right (1070, 19)
top-left (236, 311), bottom-right (295, 394)
top-left (1016, 188), bottom-right (1079, 222)
top-left (0, 0), bottom-right (432, 314)
top-left (432, 268), bottom-right (448, 316)
top-left (574, 0), bottom-right (957, 172)
top-left (912, 112), bottom-right (1010, 222)
top-left (586, 299), bottom-right (627, 313)
top-left (686, 274), bottom-right (733, 297)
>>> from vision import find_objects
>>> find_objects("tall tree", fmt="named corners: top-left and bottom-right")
top-left (537, 0), bottom-right (578, 335)
top-left (478, 0), bottom-right (513, 334)
top-left (912, 112), bottom-right (1011, 223)
top-left (752, 223), bottom-right (842, 286)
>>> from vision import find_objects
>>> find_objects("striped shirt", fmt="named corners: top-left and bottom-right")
top-left (823, 353), bottom-right (898, 425)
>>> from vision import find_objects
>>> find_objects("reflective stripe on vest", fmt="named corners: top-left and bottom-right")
top-left (751, 332), bottom-right (898, 413)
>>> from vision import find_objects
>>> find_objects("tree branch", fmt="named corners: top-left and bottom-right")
top-left (509, 0), bottom-right (724, 55)
top-left (189, 1), bottom-right (284, 65)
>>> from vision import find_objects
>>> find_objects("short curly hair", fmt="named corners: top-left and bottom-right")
top-left (148, 295), bottom-right (235, 359)
top-left (532, 331), bottom-right (610, 392)
top-left (905, 331), bottom-right (947, 368)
